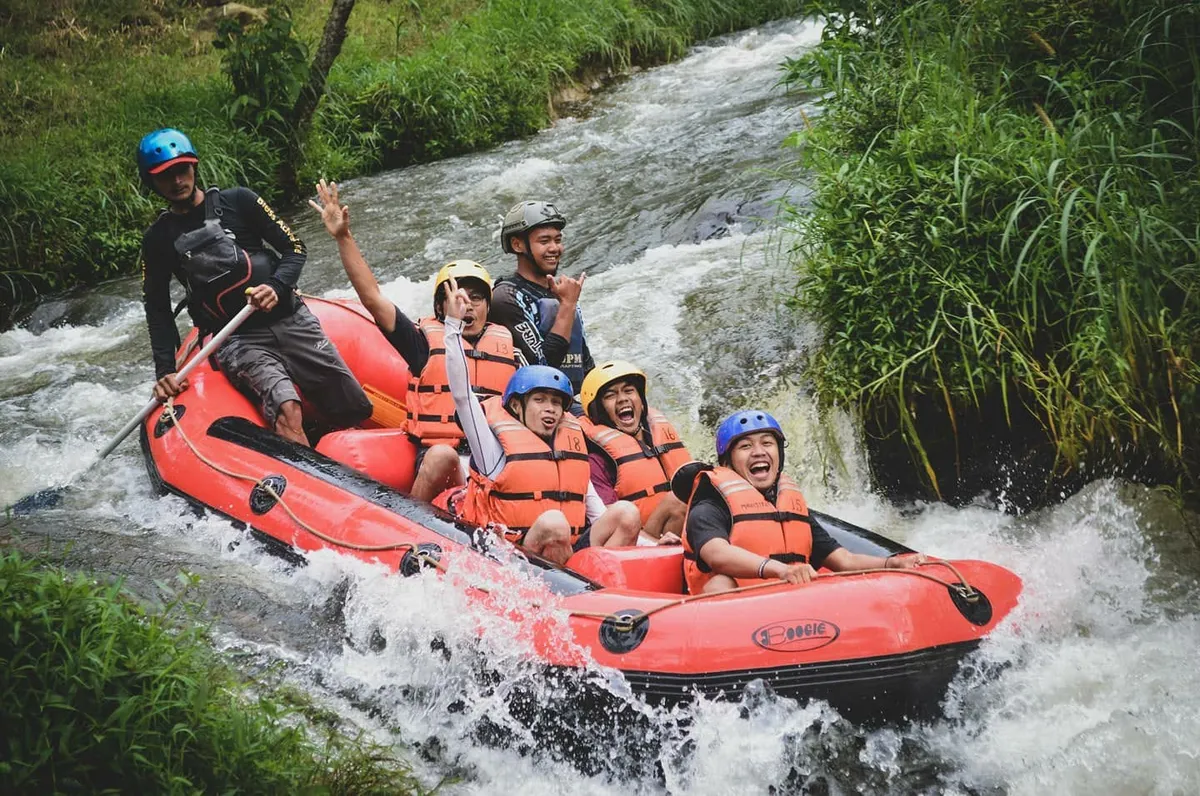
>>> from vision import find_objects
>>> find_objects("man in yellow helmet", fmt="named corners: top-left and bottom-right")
top-left (311, 180), bottom-right (517, 501)
top-left (579, 361), bottom-right (692, 543)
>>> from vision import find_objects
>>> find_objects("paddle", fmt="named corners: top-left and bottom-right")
top-left (5, 303), bottom-right (258, 515)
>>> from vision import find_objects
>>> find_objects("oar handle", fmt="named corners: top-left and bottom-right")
top-left (96, 303), bottom-right (258, 461)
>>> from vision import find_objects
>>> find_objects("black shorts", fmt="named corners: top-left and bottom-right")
top-left (215, 302), bottom-right (372, 429)
top-left (572, 527), bottom-right (592, 553)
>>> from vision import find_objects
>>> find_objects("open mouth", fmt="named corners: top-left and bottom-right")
top-left (463, 313), bottom-right (476, 326)
top-left (616, 406), bottom-right (636, 423)
top-left (748, 461), bottom-right (772, 477)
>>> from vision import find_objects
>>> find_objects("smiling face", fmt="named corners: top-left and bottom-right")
top-left (513, 225), bottom-right (564, 278)
top-left (599, 378), bottom-right (644, 434)
top-left (728, 431), bottom-right (781, 490)
top-left (512, 389), bottom-right (567, 439)
top-left (150, 162), bottom-right (197, 206)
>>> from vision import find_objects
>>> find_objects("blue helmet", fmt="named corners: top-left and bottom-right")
top-left (715, 409), bottom-right (785, 457)
top-left (503, 365), bottom-right (574, 406)
top-left (137, 128), bottom-right (198, 186)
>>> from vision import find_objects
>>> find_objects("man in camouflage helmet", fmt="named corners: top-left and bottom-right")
top-left (490, 201), bottom-right (595, 395)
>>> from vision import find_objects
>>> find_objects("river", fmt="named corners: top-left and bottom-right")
top-left (2, 17), bottom-right (1199, 795)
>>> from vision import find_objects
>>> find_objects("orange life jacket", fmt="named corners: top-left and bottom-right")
top-left (682, 467), bottom-right (813, 594)
top-left (405, 318), bottom-right (517, 448)
top-left (580, 409), bottom-right (691, 524)
top-left (460, 396), bottom-right (590, 544)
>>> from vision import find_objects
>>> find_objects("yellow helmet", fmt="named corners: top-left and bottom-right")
top-left (434, 259), bottom-right (493, 300)
top-left (581, 360), bottom-right (647, 419)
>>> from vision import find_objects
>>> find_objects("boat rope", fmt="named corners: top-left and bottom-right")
top-left (565, 561), bottom-right (979, 632)
top-left (162, 400), bottom-right (429, 556)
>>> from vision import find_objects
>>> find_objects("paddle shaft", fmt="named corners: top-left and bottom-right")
top-left (95, 303), bottom-right (257, 461)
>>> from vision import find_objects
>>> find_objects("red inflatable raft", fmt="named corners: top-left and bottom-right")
top-left (140, 296), bottom-right (1022, 720)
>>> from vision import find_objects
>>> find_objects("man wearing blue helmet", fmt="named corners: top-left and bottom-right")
top-left (437, 277), bottom-right (639, 565)
top-left (680, 410), bottom-right (928, 594)
top-left (137, 128), bottom-right (371, 445)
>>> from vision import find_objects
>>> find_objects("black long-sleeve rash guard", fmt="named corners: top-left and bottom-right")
top-left (489, 273), bottom-right (595, 371)
top-left (141, 187), bottom-right (306, 378)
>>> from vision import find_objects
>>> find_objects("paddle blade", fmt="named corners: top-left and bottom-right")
top-left (8, 486), bottom-right (68, 515)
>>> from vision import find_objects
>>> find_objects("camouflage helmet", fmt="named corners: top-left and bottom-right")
top-left (500, 201), bottom-right (566, 254)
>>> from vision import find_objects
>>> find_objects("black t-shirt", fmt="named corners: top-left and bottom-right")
top-left (490, 273), bottom-right (595, 372)
top-left (380, 306), bottom-right (490, 377)
top-left (685, 480), bottom-right (841, 573)
top-left (381, 304), bottom-right (431, 375)
top-left (141, 187), bottom-right (306, 378)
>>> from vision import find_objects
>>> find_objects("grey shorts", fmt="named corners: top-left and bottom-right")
top-left (214, 302), bottom-right (372, 429)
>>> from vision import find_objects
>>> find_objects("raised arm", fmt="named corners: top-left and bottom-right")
top-left (309, 179), bottom-right (397, 332)
top-left (443, 279), bottom-right (505, 476)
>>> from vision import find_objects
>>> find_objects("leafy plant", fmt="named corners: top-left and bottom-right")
top-left (784, 0), bottom-right (1200, 504)
top-left (214, 5), bottom-right (309, 142)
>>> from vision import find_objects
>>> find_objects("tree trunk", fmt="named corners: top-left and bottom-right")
top-left (279, 0), bottom-right (357, 195)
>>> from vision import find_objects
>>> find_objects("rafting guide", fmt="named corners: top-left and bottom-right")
top-left (138, 129), bottom-right (371, 446)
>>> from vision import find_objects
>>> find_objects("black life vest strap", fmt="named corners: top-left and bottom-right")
top-left (769, 553), bottom-right (809, 565)
top-left (414, 413), bottom-right (456, 423)
top-left (488, 490), bottom-right (587, 503)
top-left (732, 511), bottom-right (811, 524)
top-left (464, 349), bottom-right (518, 366)
top-left (621, 481), bottom-right (671, 502)
top-left (204, 187), bottom-right (221, 221)
top-left (649, 440), bottom-right (687, 456)
top-left (613, 449), bottom-right (655, 465)
top-left (504, 450), bottom-right (590, 463)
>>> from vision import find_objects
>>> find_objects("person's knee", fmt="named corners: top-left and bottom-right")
top-left (603, 501), bottom-right (641, 546)
top-left (421, 444), bottom-right (460, 475)
top-left (534, 510), bottom-right (571, 541)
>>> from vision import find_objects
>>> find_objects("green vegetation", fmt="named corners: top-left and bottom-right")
top-left (0, 551), bottom-right (420, 794)
top-left (0, 0), bottom-right (807, 326)
top-left (783, 0), bottom-right (1199, 506)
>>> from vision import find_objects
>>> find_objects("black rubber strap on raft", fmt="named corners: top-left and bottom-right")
top-left (621, 482), bottom-right (671, 502)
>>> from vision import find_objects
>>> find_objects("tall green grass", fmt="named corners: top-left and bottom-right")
top-left (0, 0), bottom-right (807, 327)
top-left (0, 552), bottom-right (420, 794)
top-left (784, 0), bottom-right (1200, 503)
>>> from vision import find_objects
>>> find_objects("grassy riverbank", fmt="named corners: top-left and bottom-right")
top-left (0, 551), bottom-right (420, 794)
top-left (783, 0), bottom-right (1200, 507)
top-left (0, 0), bottom-right (806, 326)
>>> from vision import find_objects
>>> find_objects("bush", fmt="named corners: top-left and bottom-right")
top-left (0, 553), bottom-right (419, 794)
top-left (784, 0), bottom-right (1200, 504)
